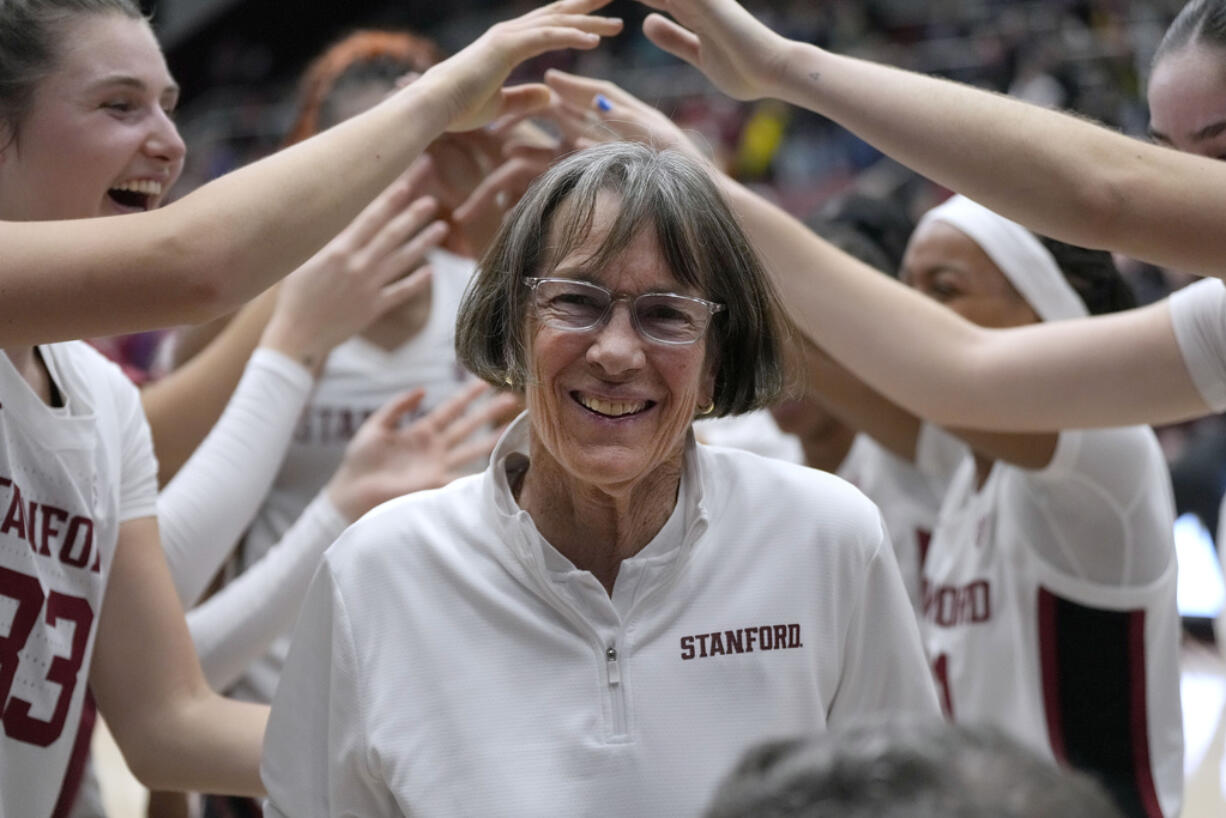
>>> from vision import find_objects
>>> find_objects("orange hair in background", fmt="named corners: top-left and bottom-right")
top-left (283, 29), bottom-right (444, 146)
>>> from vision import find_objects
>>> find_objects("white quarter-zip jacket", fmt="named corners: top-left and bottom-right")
top-left (263, 414), bottom-right (939, 817)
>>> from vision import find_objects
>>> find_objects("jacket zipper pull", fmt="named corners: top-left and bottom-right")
top-left (605, 644), bottom-right (621, 686)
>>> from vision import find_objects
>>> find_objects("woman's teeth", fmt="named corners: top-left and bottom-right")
top-left (111, 179), bottom-right (163, 196)
top-left (108, 180), bottom-right (163, 209)
top-left (579, 395), bottom-right (648, 417)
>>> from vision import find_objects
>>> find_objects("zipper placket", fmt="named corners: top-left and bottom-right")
top-left (604, 642), bottom-right (627, 737)
top-left (518, 554), bottom-right (629, 739)
top-left (512, 500), bottom-right (708, 742)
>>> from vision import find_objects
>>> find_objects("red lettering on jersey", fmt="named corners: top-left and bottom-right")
top-left (40, 505), bottom-right (67, 558)
top-left (680, 636), bottom-right (695, 660)
top-left (759, 626), bottom-right (773, 650)
top-left (58, 518), bottom-right (93, 569)
top-left (916, 528), bottom-right (933, 570)
top-left (744, 629), bottom-right (757, 652)
top-left (1, 482), bottom-right (28, 541)
top-left (696, 633), bottom-right (710, 658)
top-left (90, 533), bottom-right (102, 574)
top-left (724, 629), bottom-right (743, 654)
top-left (709, 632), bottom-right (726, 656)
top-left (923, 579), bottom-right (993, 627)
top-left (773, 624), bottom-right (788, 648)
top-left (0, 474), bottom-right (96, 572)
top-left (788, 624), bottom-right (803, 648)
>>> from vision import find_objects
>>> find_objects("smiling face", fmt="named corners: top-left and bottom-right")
top-left (900, 220), bottom-right (1039, 329)
top-left (0, 12), bottom-right (184, 221)
top-left (1148, 42), bottom-right (1226, 159)
top-left (525, 191), bottom-right (717, 495)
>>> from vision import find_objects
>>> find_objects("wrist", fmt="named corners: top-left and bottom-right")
top-left (323, 477), bottom-right (364, 524)
top-left (258, 317), bottom-right (328, 375)
top-left (392, 68), bottom-right (458, 139)
top-left (774, 40), bottom-right (833, 109)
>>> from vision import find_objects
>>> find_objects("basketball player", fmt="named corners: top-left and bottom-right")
top-left (0, 0), bottom-right (622, 350)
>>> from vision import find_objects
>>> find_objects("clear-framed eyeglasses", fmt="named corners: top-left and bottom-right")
top-left (524, 277), bottom-right (725, 346)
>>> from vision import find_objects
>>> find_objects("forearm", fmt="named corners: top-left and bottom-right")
top-left (128, 692), bottom-right (267, 796)
top-left (159, 348), bottom-right (314, 606)
top-left (0, 80), bottom-right (451, 347)
top-left (772, 45), bottom-right (1226, 275)
top-left (93, 518), bottom-right (267, 797)
top-left (720, 178), bottom-right (990, 422)
top-left (800, 342), bottom-right (922, 462)
top-left (720, 176), bottom-right (1204, 431)
top-left (146, 287), bottom-right (280, 485)
top-left (189, 493), bottom-right (349, 691)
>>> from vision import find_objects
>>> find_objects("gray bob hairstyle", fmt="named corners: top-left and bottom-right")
top-left (455, 141), bottom-right (786, 417)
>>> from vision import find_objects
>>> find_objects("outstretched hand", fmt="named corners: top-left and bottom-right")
top-left (542, 69), bottom-right (708, 162)
top-left (325, 380), bottom-right (519, 521)
top-left (262, 161), bottom-right (447, 370)
top-left (420, 0), bottom-right (624, 134)
top-left (454, 70), bottom-right (716, 231)
top-left (636, 0), bottom-right (792, 101)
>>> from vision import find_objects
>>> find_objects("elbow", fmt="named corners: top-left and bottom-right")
top-left (917, 329), bottom-right (1002, 428)
top-left (119, 736), bottom-right (181, 792)
top-left (145, 210), bottom-right (247, 324)
top-left (1078, 175), bottom-right (1130, 250)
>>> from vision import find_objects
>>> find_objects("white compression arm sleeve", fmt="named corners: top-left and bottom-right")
top-left (158, 347), bottom-right (314, 607)
top-left (188, 492), bottom-right (349, 691)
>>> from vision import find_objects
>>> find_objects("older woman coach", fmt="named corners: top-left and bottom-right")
top-left (260, 142), bottom-right (939, 817)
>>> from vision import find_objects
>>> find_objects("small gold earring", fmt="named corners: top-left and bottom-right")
top-left (697, 401), bottom-right (715, 416)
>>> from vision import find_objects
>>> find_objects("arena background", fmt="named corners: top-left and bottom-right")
top-left (91, 1), bottom-right (1226, 814)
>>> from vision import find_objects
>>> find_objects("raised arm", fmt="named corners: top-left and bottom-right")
top-left (148, 170), bottom-right (443, 484)
top-left (636, 0), bottom-right (1226, 278)
top-left (538, 70), bottom-right (1177, 435)
top-left (91, 516), bottom-right (267, 795)
top-left (0, 0), bottom-right (622, 348)
top-left (719, 177), bottom-right (1211, 431)
top-left (188, 382), bottom-right (516, 691)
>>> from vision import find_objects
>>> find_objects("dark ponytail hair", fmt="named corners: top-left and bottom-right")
top-left (0, 0), bottom-right (144, 145)
top-left (1039, 237), bottom-right (1136, 316)
top-left (1154, 0), bottom-right (1226, 66)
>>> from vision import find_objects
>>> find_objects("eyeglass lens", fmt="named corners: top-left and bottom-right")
top-left (532, 279), bottom-right (712, 344)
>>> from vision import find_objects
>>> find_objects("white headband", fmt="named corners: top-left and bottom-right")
top-left (916, 195), bottom-right (1087, 322)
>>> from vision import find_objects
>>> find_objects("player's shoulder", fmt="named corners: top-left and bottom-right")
top-left (46, 340), bottom-right (142, 409)
top-left (1047, 424), bottom-right (1166, 481)
top-left (696, 441), bottom-right (884, 532)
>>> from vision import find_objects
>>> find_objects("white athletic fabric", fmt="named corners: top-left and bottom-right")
top-left (919, 195), bottom-right (1088, 322)
top-left (1169, 277), bottom-right (1226, 412)
top-left (188, 492), bottom-right (347, 690)
top-left (838, 428), bottom-right (964, 610)
top-left (693, 410), bottom-right (804, 463)
top-left (920, 426), bottom-right (1182, 817)
top-left (229, 249), bottom-right (477, 703)
top-left (158, 347), bottom-right (314, 607)
top-left (0, 343), bottom-right (157, 818)
top-left (262, 415), bottom-right (940, 817)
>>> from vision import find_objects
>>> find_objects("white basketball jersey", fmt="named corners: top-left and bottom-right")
top-left (921, 426), bottom-right (1183, 818)
top-left (838, 428), bottom-right (964, 611)
top-left (229, 249), bottom-right (477, 703)
top-left (0, 343), bottom-right (156, 818)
